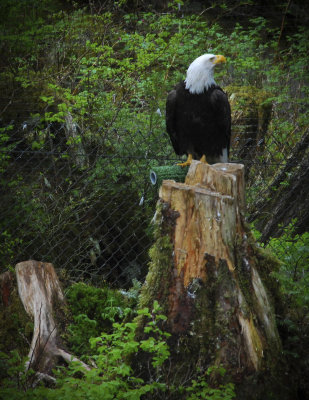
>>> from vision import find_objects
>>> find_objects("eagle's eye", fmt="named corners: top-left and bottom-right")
top-left (209, 56), bottom-right (216, 62)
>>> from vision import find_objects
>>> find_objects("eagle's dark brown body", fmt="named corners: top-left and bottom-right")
top-left (166, 81), bottom-right (231, 164)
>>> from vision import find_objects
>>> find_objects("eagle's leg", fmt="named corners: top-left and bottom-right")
top-left (199, 155), bottom-right (208, 164)
top-left (177, 153), bottom-right (193, 167)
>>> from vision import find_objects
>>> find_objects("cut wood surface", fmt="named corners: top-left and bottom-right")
top-left (160, 162), bottom-right (245, 286)
top-left (15, 260), bottom-right (90, 384)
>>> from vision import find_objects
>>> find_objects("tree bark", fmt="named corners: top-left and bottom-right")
top-left (139, 161), bottom-right (290, 398)
top-left (15, 260), bottom-right (90, 385)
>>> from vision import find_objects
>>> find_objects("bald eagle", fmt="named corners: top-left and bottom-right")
top-left (166, 54), bottom-right (231, 165)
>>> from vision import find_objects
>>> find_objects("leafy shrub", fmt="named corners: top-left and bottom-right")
top-left (0, 350), bottom-right (38, 399)
top-left (0, 301), bottom-right (235, 400)
top-left (65, 282), bottom-right (140, 356)
top-left (255, 223), bottom-right (309, 399)
top-left (267, 223), bottom-right (309, 309)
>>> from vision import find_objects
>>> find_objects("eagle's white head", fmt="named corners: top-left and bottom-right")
top-left (185, 54), bottom-right (227, 94)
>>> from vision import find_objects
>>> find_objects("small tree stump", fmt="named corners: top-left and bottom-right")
top-left (139, 161), bottom-right (289, 397)
top-left (16, 260), bottom-right (90, 384)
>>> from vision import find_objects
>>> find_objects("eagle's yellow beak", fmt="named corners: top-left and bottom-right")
top-left (214, 55), bottom-right (227, 64)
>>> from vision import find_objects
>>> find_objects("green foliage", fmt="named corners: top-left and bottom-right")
top-left (50, 304), bottom-right (168, 399)
top-left (251, 222), bottom-right (309, 397)
top-left (185, 366), bottom-right (235, 400)
top-left (0, 350), bottom-right (39, 399)
top-left (0, 301), bottom-right (235, 400)
top-left (65, 282), bottom-right (139, 356)
top-left (267, 223), bottom-right (309, 309)
top-left (3, 4), bottom-right (306, 140)
top-left (1, 3), bottom-right (307, 153)
top-left (1, 0), bottom-right (308, 279)
top-left (264, 224), bottom-right (309, 398)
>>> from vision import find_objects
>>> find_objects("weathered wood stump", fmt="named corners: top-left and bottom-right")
top-left (139, 161), bottom-right (287, 398)
top-left (15, 260), bottom-right (90, 384)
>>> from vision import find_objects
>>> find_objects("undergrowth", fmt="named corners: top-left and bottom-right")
top-left (0, 298), bottom-right (235, 400)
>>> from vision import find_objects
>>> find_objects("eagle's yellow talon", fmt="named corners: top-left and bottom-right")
top-left (200, 155), bottom-right (208, 164)
top-left (177, 154), bottom-right (193, 167)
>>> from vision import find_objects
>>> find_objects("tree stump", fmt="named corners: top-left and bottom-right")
top-left (139, 161), bottom-right (288, 398)
top-left (15, 260), bottom-right (90, 384)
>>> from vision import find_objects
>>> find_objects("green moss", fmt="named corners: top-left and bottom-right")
top-left (65, 282), bottom-right (135, 355)
top-left (66, 282), bottom-right (129, 321)
top-left (136, 200), bottom-right (179, 338)
top-left (138, 201), bottom-right (175, 315)
top-left (142, 236), bottom-right (173, 302)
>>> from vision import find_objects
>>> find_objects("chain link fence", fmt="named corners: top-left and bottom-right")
top-left (0, 112), bottom-right (308, 288)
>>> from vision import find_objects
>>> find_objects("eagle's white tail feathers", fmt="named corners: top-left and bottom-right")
top-left (219, 147), bottom-right (229, 163)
